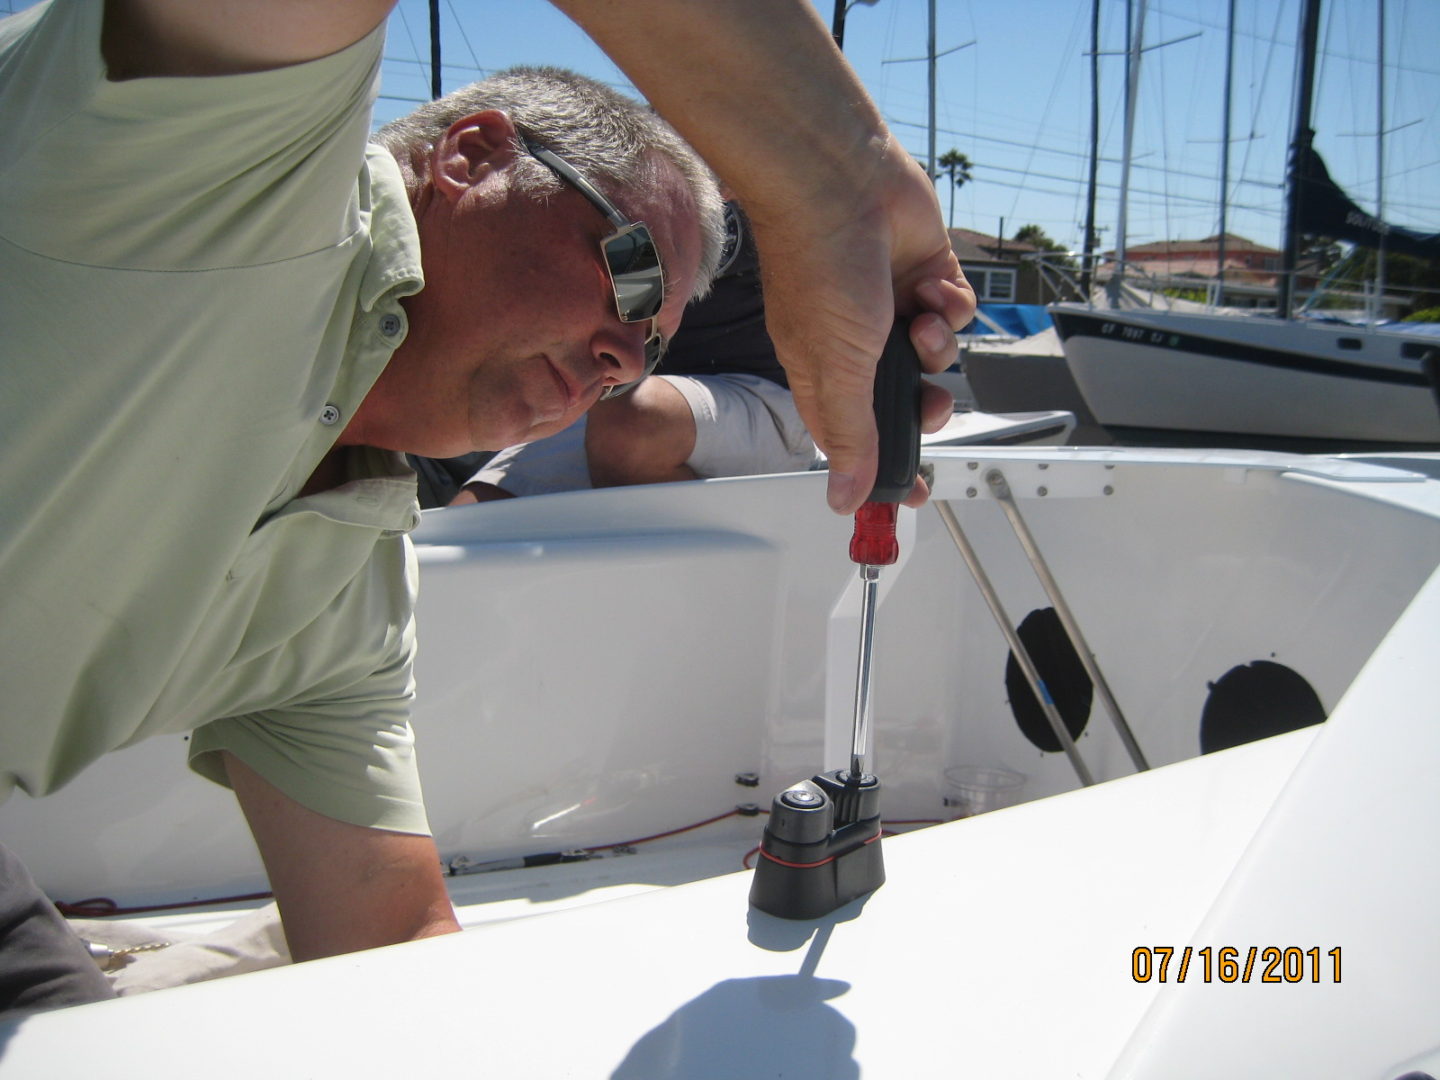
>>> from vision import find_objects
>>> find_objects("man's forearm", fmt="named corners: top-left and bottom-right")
top-left (225, 753), bottom-right (459, 962)
top-left (549, 0), bottom-right (888, 225)
top-left (550, 0), bottom-right (973, 514)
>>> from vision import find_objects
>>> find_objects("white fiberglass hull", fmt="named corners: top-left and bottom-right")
top-left (1051, 304), bottom-right (1440, 445)
top-left (2, 449), bottom-right (1438, 1077)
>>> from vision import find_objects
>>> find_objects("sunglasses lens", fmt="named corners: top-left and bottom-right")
top-left (603, 227), bottom-right (665, 323)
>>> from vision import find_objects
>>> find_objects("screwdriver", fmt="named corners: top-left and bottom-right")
top-left (846, 322), bottom-right (922, 784)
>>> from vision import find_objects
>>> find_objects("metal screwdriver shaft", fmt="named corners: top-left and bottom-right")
top-left (849, 563), bottom-right (880, 781)
top-left (844, 322), bottom-right (920, 784)
top-left (747, 321), bottom-right (916, 920)
top-left (848, 502), bottom-right (898, 780)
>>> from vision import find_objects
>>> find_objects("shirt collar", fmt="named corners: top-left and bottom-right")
top-left (358, 144), bottom-right (425, 313)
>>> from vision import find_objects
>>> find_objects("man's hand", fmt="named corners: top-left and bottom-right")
top-left (752, 139), bottom-right (974, 512)
top-left (550, 0), bottom-right (975, 514)
top-left (225, 753), bottom-right (458, 962)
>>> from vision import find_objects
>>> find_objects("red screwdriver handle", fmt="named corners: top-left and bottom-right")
top-left (849, 322), bottom-right (921, 566)
top-left (849, 501), bottom-right (899, 565)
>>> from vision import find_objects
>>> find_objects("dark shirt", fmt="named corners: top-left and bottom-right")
top-left (658, 202), bottom-right (786, 388)
top-left (408, 450), bottom-right (495, 509)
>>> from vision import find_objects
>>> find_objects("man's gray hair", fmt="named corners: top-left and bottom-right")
top-left (374, 66), bottom-right (726, 299)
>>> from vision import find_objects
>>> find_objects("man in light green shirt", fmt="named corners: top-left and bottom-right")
top-left (0, 0), bottom-right (725, 1008)
top-left (1, 0), bottom-right (973, 1016)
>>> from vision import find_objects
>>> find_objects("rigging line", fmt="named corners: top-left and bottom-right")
top-left (1325, 0), bottom-right (1363, 190)
top-left (1344, 154), bottom-right (1440, 188)
top-left (384, 55), bottom-right (490, 75)
top-left (886, 119), bottom-right (1092, 162)
top-left (963, 159), bottom-right (1283, 213)
top-left (391, 3), bottom-right (427, 88)
top-left (384, 52), bottom-right (643, 100)
top-left (885, 116), bottom-right (1282, 189)
top-left (443, 0), bottom-right (483, 75)
top-left (1234, 0), bottom-right (1287, 215)
top-left (1146, 1), bottom-right (1440, 76)
top-left (1391, 0), bottom-right (1434, 201)
top-left (1149, 6), bottom-right (1174, 257)
top-left (1003, 2), bottom-right (1090, 225)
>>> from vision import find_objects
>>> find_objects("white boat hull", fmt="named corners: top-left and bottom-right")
top-left (1051, 304), bottom-right (1440, 445)
top-left (3, 449), bottom-right (1438, 1077)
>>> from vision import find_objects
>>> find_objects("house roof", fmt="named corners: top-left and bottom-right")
top-left (1119, 256), bottom-right (1278, 281)
top-left (947, 228), bottom-right (1040, 264)
top-left (1118, 233), bottom-right (1280, 257)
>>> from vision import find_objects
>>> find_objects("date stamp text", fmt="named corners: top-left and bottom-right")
top-left (1132, 946), bottom-right (1342, 984)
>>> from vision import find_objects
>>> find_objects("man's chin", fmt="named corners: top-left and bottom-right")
top-left (462, 407), bottom-right (580, 455)
top-left (519, 410), bottom-right (585, 445)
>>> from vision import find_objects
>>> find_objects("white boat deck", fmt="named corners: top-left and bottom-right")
top-left (4, 450), bottom-right (1438, 1077)
top-left (0, 728), bottom-right (1322, 1078)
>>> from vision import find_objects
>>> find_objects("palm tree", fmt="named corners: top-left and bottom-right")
top-left (937, 149), bottom-right (974, 229)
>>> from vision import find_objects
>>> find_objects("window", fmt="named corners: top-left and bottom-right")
top-left (968, 268), bottom-right (1016, 301)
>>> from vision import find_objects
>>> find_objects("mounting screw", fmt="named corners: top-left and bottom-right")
top-left (736, 802), bottom-right (762, 816)
top-left (1037, 486), bottom-right (1048, 497)
top-left (966, 487), bottom-right (977, 498)
top-left (734, 772), bottom-right (760, 787)
top-left (1103, 485), bottom-right (1114, 495)
top-left (967, 461), bottom-right (979, 471)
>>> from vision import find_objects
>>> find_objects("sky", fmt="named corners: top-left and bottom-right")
top-left (2, 0), bottom-right (1433, 254)
top-left (373, 0), bottom-right (1440, 255)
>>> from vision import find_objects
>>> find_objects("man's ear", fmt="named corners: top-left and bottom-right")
top-left (429, 110), bottom-right (519, 202)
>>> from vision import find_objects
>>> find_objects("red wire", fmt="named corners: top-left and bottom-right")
top-left (585, 807), bottom-right (752, 852)
top-left (57, 807), bottom-right (768, 918)
top-left (58, 811), bottom-right (943, 918)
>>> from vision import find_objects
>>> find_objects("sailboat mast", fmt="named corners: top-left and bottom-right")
top-left (1111, 0), bottom-right (1148, 303)
top-left (1374, 0), bottom-right (1387, 324)
top-left (428, 0), bottom-right (441, 99)
top-left (1279, 0), bottom-right (1322, 319)
top-left (927, 0), bottom-right (937, 185)
top-left (1081, 0), bottom-right (1101, 298)
top-left (1216, 0), bottom-right (1236, 306)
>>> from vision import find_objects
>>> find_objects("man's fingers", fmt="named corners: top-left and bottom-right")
top-left (901, 472), bottom-right (932, 509)
top-left (913, 276), bottom-right (976, 332)
top-left (918, 380), bottom-right (954, 435)
top-left (908, 309), bottom-right (958, 377)
top-left (811, 391), bottom-right (879, 514)
top-left (811, 317), bottom-right (957, 512)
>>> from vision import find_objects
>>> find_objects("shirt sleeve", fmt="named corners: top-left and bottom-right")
top-left (186, 610), bottom-right (431, 837)
top-left (0, 0), bottom-right (385, 270)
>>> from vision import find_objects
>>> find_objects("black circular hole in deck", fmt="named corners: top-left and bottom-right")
top-left (1006, 607), bottom-right (1093, 753)
top-left (1200, 660), bottom-right (1326, 754)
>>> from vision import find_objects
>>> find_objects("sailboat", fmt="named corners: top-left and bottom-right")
top-left (1049, 0), bottom-right (1440, 449)
top-left (2, 445), bottom-right (1437, 1076)
top-left (1, 6), bottom-right (1436, 1074)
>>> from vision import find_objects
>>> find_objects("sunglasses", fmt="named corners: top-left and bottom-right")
top-left (522, 138), bottom-right (668, 400)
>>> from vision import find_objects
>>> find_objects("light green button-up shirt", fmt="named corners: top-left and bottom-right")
top-left (0, 0), bottom-right (433, 833)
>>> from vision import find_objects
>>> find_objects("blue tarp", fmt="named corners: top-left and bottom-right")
top-left (962, 303), bottom-right (1053, 338)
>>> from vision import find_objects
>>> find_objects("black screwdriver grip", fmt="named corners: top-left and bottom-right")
top-left (868, 321), bottom-right (923, 504)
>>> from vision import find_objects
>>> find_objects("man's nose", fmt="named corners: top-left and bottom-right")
top-left (592, 322), bottom-right (650, 388)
